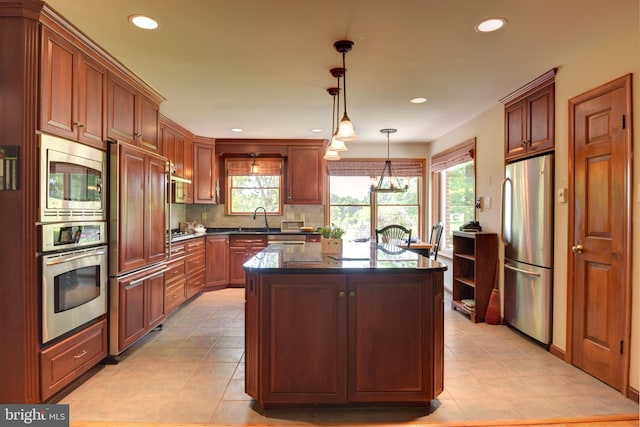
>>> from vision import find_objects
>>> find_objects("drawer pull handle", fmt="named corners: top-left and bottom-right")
top-left (73, 350), bottom-right (88, 359)
top-left (339, 291), bottom-right (345, 297)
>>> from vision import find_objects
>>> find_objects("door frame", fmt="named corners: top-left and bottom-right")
top-left (566, 74), bottom-right (633, 395)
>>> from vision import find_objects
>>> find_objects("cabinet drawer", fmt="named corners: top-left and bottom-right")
top-left (187, 271), bottom-right (205, 299)
top-left (40, 318), bottom-right (107, 400)
top-left (186, 237), bottom-right (205, 252)
top-left (165, 259), bottom-right (185, 283)
top-left (186, 252), bottom-right (205, 275)
top-left (169, 241), bottom-right (186, 258)
top-left (165, 279), bottom-right (186, 314)
top-left (229, 235), bottom-right (267, 246)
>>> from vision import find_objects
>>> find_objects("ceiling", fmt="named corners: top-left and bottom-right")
top-left (45, 0), bottom-right (638, 145)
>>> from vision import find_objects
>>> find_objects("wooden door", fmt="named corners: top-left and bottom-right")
top-left (77, 53), bottom-right (106, 148)
top-left (118, 276), bottom-right (146, 350)
top-left (262, 274), bottom-right (347, 404)
top-left (569, 75), bottom-right (632, 393)
top-left (348, 274), bottom-right (428, 402)
top-left (504, 99), bottom-right (527, 160)
top-left (146, 153), bottom-right (167, 265)
top-left (228, 246), bottom-right (247, 285)
top-left (40, 27), bottom-right (77, 140)
top-left (107, 74), bottom-right (137, 143)
top-left (287, 146), bottom-right (323, 204)
top-left (194, 142), bottom-right (216, 204)
top-left (206, 236), bottom-right (228, 287)
top-left (119, 144), bottom-right (146, 273)
top-left (527, 84), bottom-right (554, 153)
top-left (139, 95), bottom-right (160, 152)
top-left (146, 273), bottom-right (165, 329)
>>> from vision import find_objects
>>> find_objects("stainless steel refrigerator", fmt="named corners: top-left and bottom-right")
top-left (501, 154), bottom-right (554, 345)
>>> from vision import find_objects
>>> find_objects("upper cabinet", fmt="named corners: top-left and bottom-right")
top-left (193, 138), bottom-right (218, 204)
top-left (107, 72), bottom-right (160, 152)
top-left (287, 145), bottom-right (325, 204)
top-left (40, 26), bottom-right (107, 149)
top-left (501, 69), bottom-right (556, 162)
top-left (161, 115), bottom-right (194, 204)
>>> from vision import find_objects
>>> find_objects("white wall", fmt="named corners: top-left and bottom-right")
top-left (430, 21), bottom-right (639, 392)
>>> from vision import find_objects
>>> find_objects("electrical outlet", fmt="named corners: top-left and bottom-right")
top-left (485, 196), bottom-right (492, 209)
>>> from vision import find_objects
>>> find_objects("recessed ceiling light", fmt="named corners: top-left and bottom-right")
top-left (310, 128), bottom-right (323, 133)
top-left (475, 17), bottom-right (507, 33)
top-left (231, 128), bottom-right (243, 133)
top-left (129, 15), bottom-right (158, 30)
top-left (410, 97), bottom-right (427, 104)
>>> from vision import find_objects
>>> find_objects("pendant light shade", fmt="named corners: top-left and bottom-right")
top-left (334, 40), bottom-right (357, 142)
top-left (370, 129), bottom-right (408, 193)
top-left (323, 149), bottom-right (341, 161)
top-left (250, 153), bottom-right (259, 174)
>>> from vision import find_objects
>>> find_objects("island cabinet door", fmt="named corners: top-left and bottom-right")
top-left (260, 274), bottom-right (348, 404)
top-left (347, 273), bottom-right (435, 403)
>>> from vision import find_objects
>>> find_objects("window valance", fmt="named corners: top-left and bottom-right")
top-left (226, 158), bottom-right (283, 176)
top-left (327, 159), bottom-right (424, 177)
top-left (430, 138), bottom-right (476, 173)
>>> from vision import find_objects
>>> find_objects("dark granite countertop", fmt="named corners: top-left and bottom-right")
top-left (243, 241), bottom-right (447, 273)
top-left (169, 228), bottom-right (320, 242)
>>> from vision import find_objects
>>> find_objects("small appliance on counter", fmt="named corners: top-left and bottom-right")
top-left (281, 220), bottom-right (305, 231)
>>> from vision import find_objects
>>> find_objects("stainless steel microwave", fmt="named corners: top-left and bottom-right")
top-left (39, 134), bottom-right (106, 222)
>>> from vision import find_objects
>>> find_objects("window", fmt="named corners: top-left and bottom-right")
top-left (225, 157), bottom-right (283, 215)
top-left (327, 160), bottom-right (423, 241)
top-left (430, 138), bottom-right (476, 252)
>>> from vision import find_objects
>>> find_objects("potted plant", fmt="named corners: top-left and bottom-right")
top-left (319, 224), bottom-right (345, 254)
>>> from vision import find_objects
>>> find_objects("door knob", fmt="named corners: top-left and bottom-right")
top-left (571, 244), bottom-right (584, 254)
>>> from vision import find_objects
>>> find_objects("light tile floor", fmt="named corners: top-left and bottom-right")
top-left (57, 288), bottom-right (639, 425)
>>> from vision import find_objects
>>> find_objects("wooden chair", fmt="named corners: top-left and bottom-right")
top-left (375, 225), bottom-right (412, 249)
top-left (429, 222), bottom-right (444, 261)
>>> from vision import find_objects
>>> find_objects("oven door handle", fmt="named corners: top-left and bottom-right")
top-left (44, 250), bottom-right (106, 266)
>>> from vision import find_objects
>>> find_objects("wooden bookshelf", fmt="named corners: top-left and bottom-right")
top-left (451, 231), bottom-right (498, 322)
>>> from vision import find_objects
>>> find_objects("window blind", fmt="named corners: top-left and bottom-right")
top-left (430, 138), bottom-right (476, 173)
top-left (226, 158), bottom-right (283, 176)
top-left (327, 159), bottom-right (424, 177)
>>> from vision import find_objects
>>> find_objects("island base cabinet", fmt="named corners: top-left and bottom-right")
top-left (245, 272), bottom-right (444, 409)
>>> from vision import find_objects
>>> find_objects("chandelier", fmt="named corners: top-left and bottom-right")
top-left (370, 128), bottom-right (408, 193)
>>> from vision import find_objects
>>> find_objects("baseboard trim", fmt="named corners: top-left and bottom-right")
top-left (549, 343), bottom-right (566, 361)
top-left (627, 385), bottom-right (639, 403)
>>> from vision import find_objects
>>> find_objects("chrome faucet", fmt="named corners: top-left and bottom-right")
top-left (253, 207), bottom-right (269, 232)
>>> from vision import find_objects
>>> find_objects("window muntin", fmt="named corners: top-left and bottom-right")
top-left (328, 172), bottom-right (421, 242)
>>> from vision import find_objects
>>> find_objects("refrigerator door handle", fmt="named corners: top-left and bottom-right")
top-left (500, 177), bottom-right (512, 245)
top-left (504, 263), bottom-right (542, 277)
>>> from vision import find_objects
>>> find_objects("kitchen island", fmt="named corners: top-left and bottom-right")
top-left (243, 241), bottom-right (447, 411)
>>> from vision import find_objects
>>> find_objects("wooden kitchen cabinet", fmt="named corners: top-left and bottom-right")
top-left (193, 140), bottom-right (218, 204)
top-left (451, 231), bottom-right (498, 323)
top-left (206, 235), bottom-right (229, 288)
top-left (287, 145), bottom-right (324, 204)
top-left (116, 142), bottom-right (167, 274)
top-left (229, 235), bottom-right (267, 286)
top-left (246, 271), bottom-right (443, 408)
top-left (40, 26), bottom-right (107, 149)
top-left (162, 117), bottom-right (193, 203)
top-left (107, 72), bottom-right (160, 152)
top-left (40, 318), bottom-right (107, 401)
top-left (111, 265), bottom-right (166, 355)
top-left (185, 237), bottom-right (206, 299)
top-left (501, 69), bottom-right (555, 162)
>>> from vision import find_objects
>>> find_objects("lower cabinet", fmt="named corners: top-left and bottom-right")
top-left (164, 257), bottom-right (187, 315)
top-left (206, 235), bottom-right (229, 288)
top-left (185, 237), bottom-right (206, 299)
top-left (110, 265), bottom-right (166, 355)
top-left (40, 318), bottom-right (107, 400)
top-left (246, 272), bottom-right (443, 408)
top-left (229, 235), bottom-right (267, 286)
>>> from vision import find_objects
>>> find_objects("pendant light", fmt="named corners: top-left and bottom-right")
top-left (324, 86), bottom-right (342, 160)
top-left (334, 40), bottom-right (357, 141)
top-left (250, 153), bottom-right (259, 174)
top-left (370, 129), bottom-right (408, 193)
top-left (327, 68), bottom-right (347, 152)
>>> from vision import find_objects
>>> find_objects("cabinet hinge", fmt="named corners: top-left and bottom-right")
top-left (620, 340), bottom-right (624, 354)
top-left (622, 115), bottom-right (626, 129)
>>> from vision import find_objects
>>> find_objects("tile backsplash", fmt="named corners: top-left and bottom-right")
top-left (183, 204), bottom-right (324, 230)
